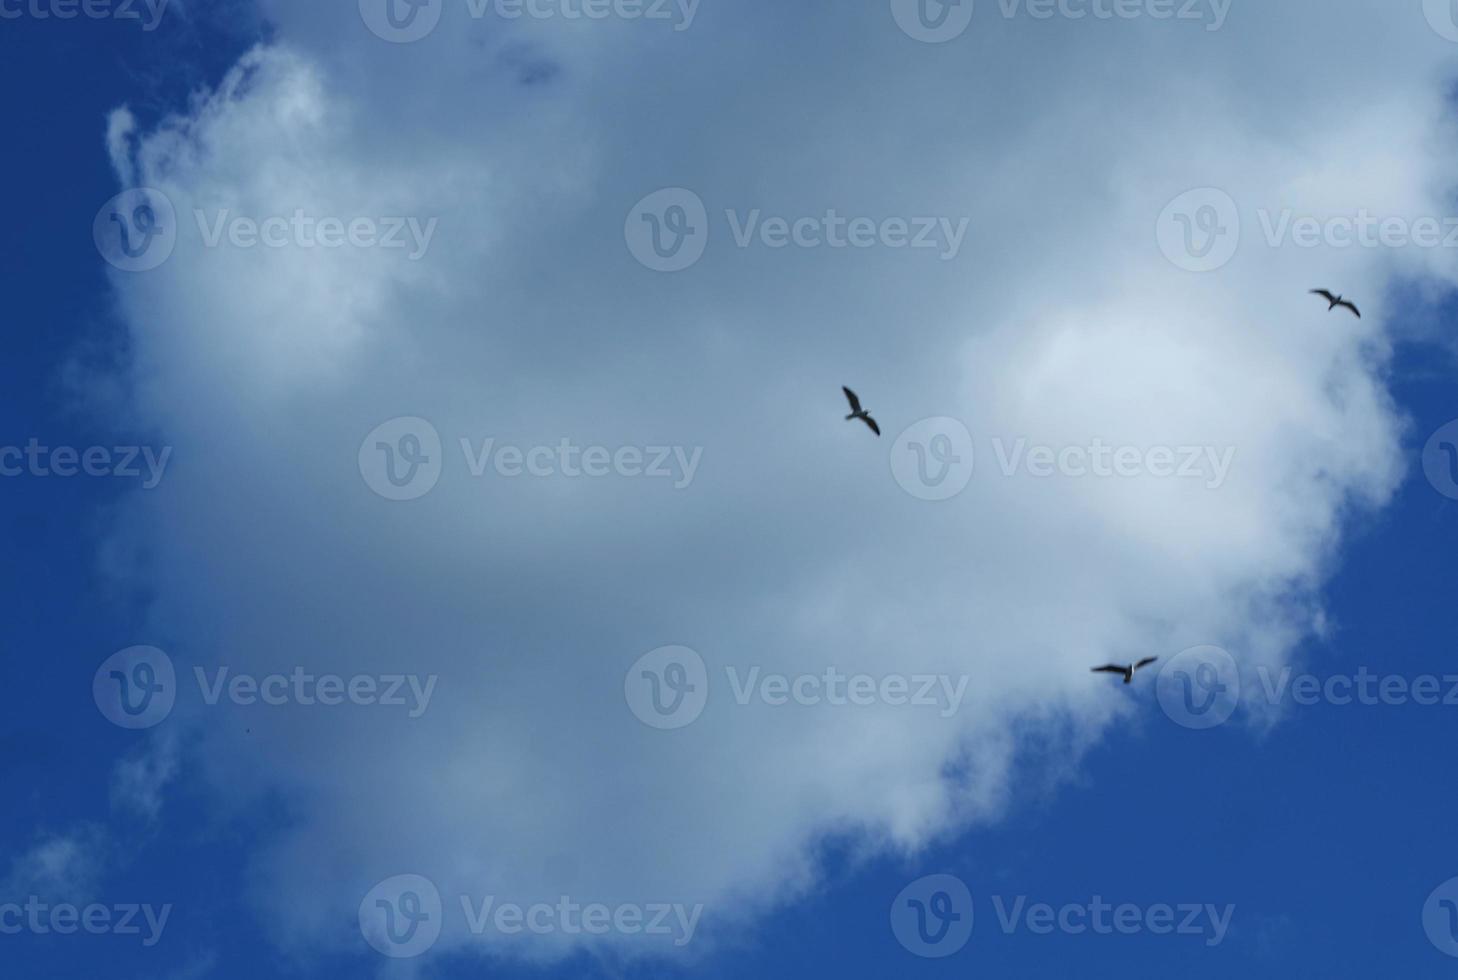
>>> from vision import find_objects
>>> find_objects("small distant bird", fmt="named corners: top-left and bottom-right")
top-left (1310, 289), bottom-right (1361, 318)
top-left (842, 386), bottom-right (880, 436)
top-left (1091, 657), bottom-right (1159, 685)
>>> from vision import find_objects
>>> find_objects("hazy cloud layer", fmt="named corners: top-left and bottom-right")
top-left (97, 1), bottom-right (1458, 969)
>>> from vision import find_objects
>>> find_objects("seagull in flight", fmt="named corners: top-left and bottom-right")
top-left (1310, 289), bottom-right (1361, 318)
top-left (842, 386), bottom-right (880, 437)
top-left (1091, 657), bottom-right (1159, 685)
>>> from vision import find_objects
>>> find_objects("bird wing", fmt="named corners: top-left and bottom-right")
top-left (1337, 299), bottom-right (1361, 318)
top-left (842, 386), bottom-right (862, 413)
top-left (1091, 665), bottom-right (1127, 675)
top-left (1134, 657), bottom-right (1159, 670)
top-left (1310, 289), bottom-right (1337, 303)
top-left (861, 415), bottom-right (881, 437)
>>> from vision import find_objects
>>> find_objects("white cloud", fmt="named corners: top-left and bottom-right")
top-left (95, 1), bottom-right (1457, 968)
top-left (1, 828), bottom-right (108, 902)
top-left (110, 731), bottom-right (181, 823)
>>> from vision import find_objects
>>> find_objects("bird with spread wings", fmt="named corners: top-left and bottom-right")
top-left (1091, 657), bottom-right (1159, 685)
top-left (1310, 289), bottom-right (1361, 318)
top-left (842, 386), bottom-right (880, 437)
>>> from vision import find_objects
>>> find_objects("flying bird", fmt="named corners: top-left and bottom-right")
top-left (1310, 289), bottom-right (1361, 318)
top-left (842, 386), bottom-right (880, 436)
top-left (1091, 657), bottom-right (1159, 685)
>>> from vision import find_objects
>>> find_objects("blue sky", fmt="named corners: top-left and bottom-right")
top-left (6, 1), bottom-right (1458, 977)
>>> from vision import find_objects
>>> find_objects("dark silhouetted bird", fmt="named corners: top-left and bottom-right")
top-left (842, 386), bottom-right (880, 437)
top-left (1310, 289), bottom-right (1360, 318)
top-left (1091, 657), bottom-right (1159, 685)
